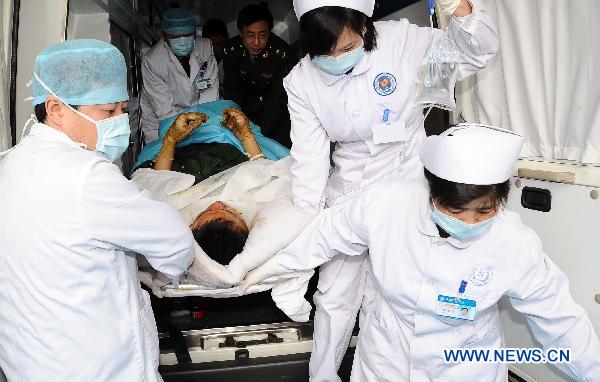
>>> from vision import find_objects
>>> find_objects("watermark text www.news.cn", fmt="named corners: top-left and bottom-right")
top-left (443, 348), bottom-right (571, 364)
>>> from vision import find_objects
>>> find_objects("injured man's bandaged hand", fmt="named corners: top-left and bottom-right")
top-left (139, 197), bottom-right (315, 322)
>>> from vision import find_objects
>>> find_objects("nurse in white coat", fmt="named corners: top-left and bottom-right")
top-left (0, 40), bottom-right (197, 382)
top-left (140, 8), bottom-right (219, 143)
top-left (285, 0), bottom-right (499, 379)
top-left (242, 124), bottom-right (600, 381)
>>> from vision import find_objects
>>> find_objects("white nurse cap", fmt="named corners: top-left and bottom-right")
top-left (293, 0), bottom-right (375, 19)
top-left (419, 124), bottom-right (525, 185)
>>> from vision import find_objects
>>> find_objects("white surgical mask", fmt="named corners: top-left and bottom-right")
top-left (0, 114), bottom-right (38, 157)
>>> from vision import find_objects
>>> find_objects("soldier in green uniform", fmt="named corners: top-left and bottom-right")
top-left (223, 3), bottom-right (293, 147)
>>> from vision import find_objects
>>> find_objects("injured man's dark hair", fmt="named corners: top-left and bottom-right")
top-left (192, 219), bottom-right (248, 265)
top-left (190, 201), bottom-right (250, 265)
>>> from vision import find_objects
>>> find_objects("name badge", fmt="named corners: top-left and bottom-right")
top-left (435, 295), bottom-right (476, 321)
top-left (196, 78), bottom-right (212, 90)
top-left (372, 120), bottom-right (406, 144)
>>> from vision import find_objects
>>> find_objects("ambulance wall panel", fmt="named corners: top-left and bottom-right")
top-left (15, 0), bottom-right (68, 143)
top-left (67, 13), bottom-right (111, 42)
top-left (501, 168), bottom-right (600, 381)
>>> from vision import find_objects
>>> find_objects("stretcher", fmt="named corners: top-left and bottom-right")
top-left (158, 321), bottom-right (358, 381)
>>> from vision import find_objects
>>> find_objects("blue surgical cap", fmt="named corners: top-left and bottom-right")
top-left (161, 8), bottom-right (196, 36)
top-left (32, 39), bottom-right (128, 106)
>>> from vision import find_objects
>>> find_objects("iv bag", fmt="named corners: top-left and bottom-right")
top-left (415, 32), bottom-right (461, 111)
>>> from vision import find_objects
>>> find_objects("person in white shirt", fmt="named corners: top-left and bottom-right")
top-left (0, 39), bottom-right (196, 382)
top-left (284, 0), bottom-right (499, 379)
top-left (242, 124), bottom-right (600, 381)
top-left (140, 8), bottom-right (219, 143)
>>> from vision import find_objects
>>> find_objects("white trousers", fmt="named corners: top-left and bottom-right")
top-left (309, 253), bottom-right (374, 382)
top-left (309, 131), bottom-right (426, 382)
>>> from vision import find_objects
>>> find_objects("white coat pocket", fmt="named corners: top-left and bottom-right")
top-left (354, 306), bottom-right (406, 382)
top-left (140, 289), bottom-right (160, 369)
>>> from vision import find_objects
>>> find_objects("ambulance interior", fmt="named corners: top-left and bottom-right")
top-left (1, 0), bottom-right (599, 381)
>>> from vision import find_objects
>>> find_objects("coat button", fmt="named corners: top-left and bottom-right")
top-left (426, 279), bottom-right (434, 285)
top-left (352, 112), bottom-right (360, 118)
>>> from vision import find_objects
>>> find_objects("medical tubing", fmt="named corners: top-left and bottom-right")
top-left (325, 106), bottom-right (433, 204)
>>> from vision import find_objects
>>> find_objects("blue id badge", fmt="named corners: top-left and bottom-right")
top-left (435, 295), bottom-right (476, 321)
top-left (196, 78), bottom-right (211, 89)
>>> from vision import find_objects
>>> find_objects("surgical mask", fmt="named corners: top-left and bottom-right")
top-left (431, 204), bottom-right (495, 241)
top-left (312, 44), bottom-right (365, 76)
top-left (73, 111), bottom-right (130, 162)
top-left (0, 114), bottom-right (38, 157)
top-left (168, 36), bottom-right (195, 56)
top-left (33, 72), bottom-right (130, 162)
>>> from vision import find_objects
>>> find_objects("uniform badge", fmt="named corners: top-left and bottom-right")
top-left (468, 264), bottom-right (495, 287)
top-left (373, 72), bottom-right (397, 96)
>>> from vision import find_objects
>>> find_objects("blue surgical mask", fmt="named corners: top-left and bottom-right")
top-left (168, 36), bottom-right (196, 56)
top-left (70, 108), bottom-right (130, 162)
top-left (431, 204), bottom-right (495, 241)
top-left (92, 114), bottom-right (131, 161)
top-left (312, 44), bottom-right (365, 75)
top-left (32, 72), bottom-right (130, 162)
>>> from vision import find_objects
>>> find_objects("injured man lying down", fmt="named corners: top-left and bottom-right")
top-left (132, 105), bottom-right (313, 321)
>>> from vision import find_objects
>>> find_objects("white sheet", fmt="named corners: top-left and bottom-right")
top-left (132, 157), bottom-right (314, 321)
top-left (139, 268), bottom-right (314, 322)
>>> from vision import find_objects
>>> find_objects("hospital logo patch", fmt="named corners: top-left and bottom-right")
top-left (373, 72), bottom-right (397, 96)
top-left (468, 264), bottom-right (495, 287)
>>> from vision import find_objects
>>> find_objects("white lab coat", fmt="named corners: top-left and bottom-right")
top-left (274, 179), bottom-right (600, 381)
top-left (0, 123), bottom-right (195, 382)
top-left (284, 5), bottom-right (499, 215)
top-left (140, 37), bottom-right (219, 143)
top-left (283, 4), bottom-right (499, 380)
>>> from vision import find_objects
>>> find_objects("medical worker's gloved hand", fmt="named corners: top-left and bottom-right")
top-left (139, 270), bottom-right (170, 298)
top-left (164, 112), bottom-right (209, 145)
top-left (239, 255), bottom-right (288, 295)
top-left (436, 0), bottom-right (463, 15)
top-left (221, 108), bottom-right (253, 140)
top-left (225, 256), bottom-right (248, 286)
